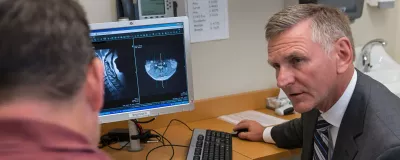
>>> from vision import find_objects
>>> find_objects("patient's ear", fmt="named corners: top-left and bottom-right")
top-left (85, 58), bottom-right (104, 112)
top-left (334, 37), bottom-right (353, 74)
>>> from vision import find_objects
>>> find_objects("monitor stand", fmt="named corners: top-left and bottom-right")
top-left (125, 120), bottom-right (143, 152)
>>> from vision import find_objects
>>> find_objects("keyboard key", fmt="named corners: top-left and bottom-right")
top-left (206, 130), bottom-right (211, 136)
top-left (195, 148), bottom-right (202, 155)
top-left (198, 134), bottom-right (204, 140)
top-left (193, 155), bottom-right (200, 160)
top-left (196, 141), bottom-right (203, 147)
top-left (225, 134), bottom-right (230, 139)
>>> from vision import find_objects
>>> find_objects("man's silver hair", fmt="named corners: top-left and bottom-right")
top-left (265, 4), bottom-right (354, 54)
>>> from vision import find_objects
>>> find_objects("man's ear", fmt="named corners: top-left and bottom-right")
top-left (85, 58), bottom-right (104, 112)
top-left (334, 37), bottom-right (353, 74)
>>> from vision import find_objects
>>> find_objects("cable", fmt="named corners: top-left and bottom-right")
top-left (146, 119), bottom-right (194, 160)
top-left (107, 141), bottom-right (130, 150)
top-left (147, 129), bottom-right (175, 160)
top-left (98, 135), bottom-right (108, 148)
top-left (161, 119), bottom-right (193, 144)
top-left (132, 120), bottom-right (143, 134)
top-left (156, 136), bottom-right (163, 142)
top-left (133, 116), bottom-right (157, 124)
top-left (98, 133), bottom-right (130, 150)
top-left (98, 134), bottom-right (118, 149)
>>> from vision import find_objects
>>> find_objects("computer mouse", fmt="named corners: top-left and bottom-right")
top-left (231, 128), bottom-right (249, 137)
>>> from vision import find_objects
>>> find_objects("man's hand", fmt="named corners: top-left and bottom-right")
top-left (233, 120), bottom-right (265, 142)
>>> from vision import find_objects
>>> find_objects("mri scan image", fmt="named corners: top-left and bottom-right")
top-left (145, 53), bottom-right (178, 88)
top-left (95, 49), bottom-right (126, 101)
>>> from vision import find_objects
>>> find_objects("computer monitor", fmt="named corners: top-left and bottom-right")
top-left (89, 17), bottom-right (194, 124)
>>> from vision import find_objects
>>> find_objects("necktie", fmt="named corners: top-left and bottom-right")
top-left (313, 116), bottom-right (332, 160)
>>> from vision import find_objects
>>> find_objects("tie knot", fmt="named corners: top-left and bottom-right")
top-left (316, 117), bottom-right (331, 130)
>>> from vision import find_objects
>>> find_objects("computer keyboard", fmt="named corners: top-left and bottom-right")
top-left (186, 129), bottom-right (232, 160)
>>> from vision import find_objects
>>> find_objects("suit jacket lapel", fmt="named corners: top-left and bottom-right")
top-left (332, 70), bottom-right (368, 160)
top-left (302, 109), bottom-right (320, 160)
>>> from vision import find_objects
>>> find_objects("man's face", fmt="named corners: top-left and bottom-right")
top-left (267, 20), bottom-right (338, 113)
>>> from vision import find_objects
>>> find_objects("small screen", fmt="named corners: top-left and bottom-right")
top-left (141, 0), bottom-right (166, 16)
top-left (90, 23), bottom-right (189, 116)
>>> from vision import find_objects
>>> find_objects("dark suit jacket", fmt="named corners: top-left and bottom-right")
top-left (271, 70), bottom-right (400, 160)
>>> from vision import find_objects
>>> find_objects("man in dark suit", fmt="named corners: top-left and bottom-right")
top-left (233, 4), bottom-right (400, 160)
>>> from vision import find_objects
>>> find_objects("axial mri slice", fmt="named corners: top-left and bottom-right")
top-left (145, 53), bottom-right (178, 82)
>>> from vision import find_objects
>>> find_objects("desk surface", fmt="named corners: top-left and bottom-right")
top-left (103, 108), bottom-right (301, 160)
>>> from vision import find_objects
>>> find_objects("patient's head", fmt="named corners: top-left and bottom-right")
top-left (0, 0), bottom-right (104, 145)
top-left (265, 4), bottom-right (355, 113)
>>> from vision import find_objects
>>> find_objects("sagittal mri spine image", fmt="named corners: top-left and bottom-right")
top-left (145, 53), bottom-right (178, 88)
top-left (93, 39), bottom-right (139, 104)
top-left (95, 49), bottom-right (126, 100)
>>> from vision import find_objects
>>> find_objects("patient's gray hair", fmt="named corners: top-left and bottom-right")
top-left (265, 4), bottom-right (354, 54)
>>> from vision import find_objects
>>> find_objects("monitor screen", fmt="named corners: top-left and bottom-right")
top-left (141, 0), bottom-right (166, 16)
top-left (90, 19), bottom-right (192, 123)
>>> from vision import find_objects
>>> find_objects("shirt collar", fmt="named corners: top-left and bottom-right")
top-left (320, 69), bottom-right (358, 127)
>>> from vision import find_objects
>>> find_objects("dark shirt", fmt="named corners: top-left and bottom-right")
top-left (0, 118), bottom-right (112, 160)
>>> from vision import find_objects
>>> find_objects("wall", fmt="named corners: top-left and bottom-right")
top-left (77, 0), bottom-right (400, 101)
top-left (77, 0), bottom-right (283, 100)
top-left (395, 2), bottom-right (400, 62)
top-left (78, 0), bottom-right (117, 24)
top-left (350, 1), bottom-right (399, 62)
top-left (189, 1), bottom-right (282, 100)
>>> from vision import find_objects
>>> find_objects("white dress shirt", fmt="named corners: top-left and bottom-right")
top-left (263, 70), bottom-right (358, 149)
